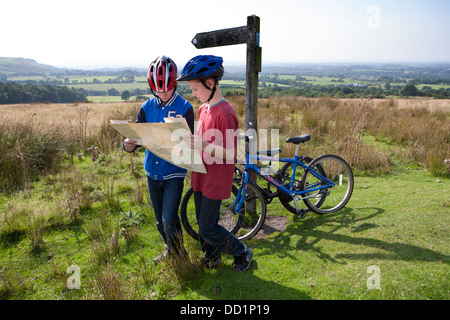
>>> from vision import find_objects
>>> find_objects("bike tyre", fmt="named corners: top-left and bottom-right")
top-left (278, 157), bottom-right (327, 214)
top-left (179, 180), bottom-right (242, 242)
top-left (234, 179), bottom-right (267, 241)
top-left (301, 154), bottom-right (354, 214)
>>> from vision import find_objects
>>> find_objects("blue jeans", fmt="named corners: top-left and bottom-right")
top-left (193, 191), bottom-right (248, 259)
top-left (147, 176), bottom-right (185, 255)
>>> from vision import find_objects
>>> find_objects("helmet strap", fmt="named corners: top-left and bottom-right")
top-left (151, 84), bottom-right (177, 108)
top-left (200, 78), bottom-right (217, 103)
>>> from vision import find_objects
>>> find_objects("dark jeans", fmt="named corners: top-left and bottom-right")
top-left (193, 191), bottom-right (248, 259)
top-left (147, 176), bottom-right (185, 255)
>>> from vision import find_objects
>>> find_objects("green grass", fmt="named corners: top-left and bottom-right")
top-left (1, 149), bottom-right (448, 300)
top-left (176, 169), bottom-right (449, 300)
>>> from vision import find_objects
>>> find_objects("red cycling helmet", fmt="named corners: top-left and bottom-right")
top-left (147, 56), bottom-right (178, 93)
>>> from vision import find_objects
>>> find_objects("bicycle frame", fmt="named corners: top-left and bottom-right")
top-left (233, 140), bottom-right (335, 214)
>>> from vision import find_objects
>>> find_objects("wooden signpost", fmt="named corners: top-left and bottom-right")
top-left (191, 15), bottom-right (261, 133)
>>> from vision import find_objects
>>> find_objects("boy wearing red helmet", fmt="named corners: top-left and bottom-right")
top-left (178, 55), bottom-right (252, 272)
top-left (123, 55), bottom-right (194, 262)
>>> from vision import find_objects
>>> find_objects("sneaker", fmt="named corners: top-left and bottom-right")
top-left (233, 249), bottom-right (253, 272)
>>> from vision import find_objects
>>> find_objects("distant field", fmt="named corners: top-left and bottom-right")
top-left (6, 73), bottom-right (450, 92)
top-left (67, 82), bottom-right (149, 92)
top-left (220, 79), bottom-right (291, 88)
top-left (417, 84), bottom-right (450, 90)
top-left (87, 96), bottom-right (149, 103)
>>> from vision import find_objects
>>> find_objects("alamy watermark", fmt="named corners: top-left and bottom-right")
top-left (66, 264), bottom-right (81, 290)
top-left (171, 123), bottom-right (280, 167)
top-left (367, 5), bottom-right (381, 30)
top-left (366, 265), bottom-right (381, 289)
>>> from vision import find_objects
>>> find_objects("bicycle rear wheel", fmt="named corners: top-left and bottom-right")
top-left (278, 156), bottom-right (327, 214)
top-left (301, 154), bottom-right (353, 214)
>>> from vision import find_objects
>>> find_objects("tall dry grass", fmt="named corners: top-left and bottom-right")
top-left (227, 96), bottom-right (449, 176)
top-left (0, 97), bottom-right (448, 195)
top-left (364, 99), bottom-right (449, 176)
top-left (0, 102), bottom-right (140, 193)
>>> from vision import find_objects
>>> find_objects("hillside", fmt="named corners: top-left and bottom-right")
top-left (0, 57), bottom-right (67, 76)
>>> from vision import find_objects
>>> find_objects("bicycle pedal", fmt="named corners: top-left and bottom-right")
top-left (296, 209), bottom-right (308, 219)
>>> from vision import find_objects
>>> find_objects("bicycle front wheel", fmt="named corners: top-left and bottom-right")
top-left (234, 179), bottom-right (267, 241)
top-left (179, 181), bottom-right (242, 242)
top-left (301, 154), bottom-right (353, 214)
top-left (179, 178), bottom-right (267, 242)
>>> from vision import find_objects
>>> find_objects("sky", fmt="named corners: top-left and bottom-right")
top-left (1, 0), bottom-right (449, 69)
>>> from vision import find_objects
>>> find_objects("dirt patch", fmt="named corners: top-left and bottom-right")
top-left (253, 215), bottom-right (289, 239)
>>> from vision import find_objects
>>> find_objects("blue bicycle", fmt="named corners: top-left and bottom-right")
top-left (180, 131), bottom-right (354, 241)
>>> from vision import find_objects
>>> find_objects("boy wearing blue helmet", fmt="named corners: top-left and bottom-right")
top-left (178, 55), bottom-right (252, 272)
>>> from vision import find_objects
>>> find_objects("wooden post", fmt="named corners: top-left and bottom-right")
top-left (191, 15), bottom-right (261, 133)
top-left (191, 16), bottom-right (261, 214)
top-left (245, 15), bottom-right (261, 134)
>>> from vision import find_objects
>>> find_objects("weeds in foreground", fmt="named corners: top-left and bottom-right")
top-left (0, 103), bottom-right (139, 194)
top-left (163, 236), bottom-right (203, 284)
top-left (0, 268), bottom-right (32, 299)
top-left (26, 213), bottom-right (47, 251)
top-left (93, 263), bottom-right (128, 300)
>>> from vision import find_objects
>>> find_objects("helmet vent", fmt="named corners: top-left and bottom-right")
top-left (196, 67), bottom-right (208, 75)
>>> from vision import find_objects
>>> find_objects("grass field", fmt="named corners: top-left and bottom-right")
top-left (0, 151), bottom-right (448, 300)
top-left (0, 97), bottom-right (448, 301)
top-left (87, 96), bottom-right (149, 103)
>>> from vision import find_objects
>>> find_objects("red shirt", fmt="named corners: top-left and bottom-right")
top-left (191, 100), bottom-right (239, 200)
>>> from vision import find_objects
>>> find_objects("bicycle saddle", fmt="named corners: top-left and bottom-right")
top-left (286, 134), bottom-right (310, 144)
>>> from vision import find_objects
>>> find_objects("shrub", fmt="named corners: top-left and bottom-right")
top-left (0, 118), bottom-right (68, 193)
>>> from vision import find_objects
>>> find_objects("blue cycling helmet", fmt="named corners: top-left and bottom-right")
top-left (176, 55), bottom-right (224, 82)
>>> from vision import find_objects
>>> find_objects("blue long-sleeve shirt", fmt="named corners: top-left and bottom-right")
top-left (124, 93), bottom-right (194, 180)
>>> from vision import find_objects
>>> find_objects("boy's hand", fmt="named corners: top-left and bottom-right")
top-left (123, 139), bottom-right (138, 152)
top-left (183, 133), bottom-right (203, 150)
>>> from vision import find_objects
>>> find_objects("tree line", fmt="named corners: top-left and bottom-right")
top-left (0, 82), bottom-right (87, 104)
top-left (213, 82), bottom-right (450, 99)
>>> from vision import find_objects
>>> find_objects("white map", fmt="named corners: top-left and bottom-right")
top-left (110, 118), bottom-right (206, 174)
